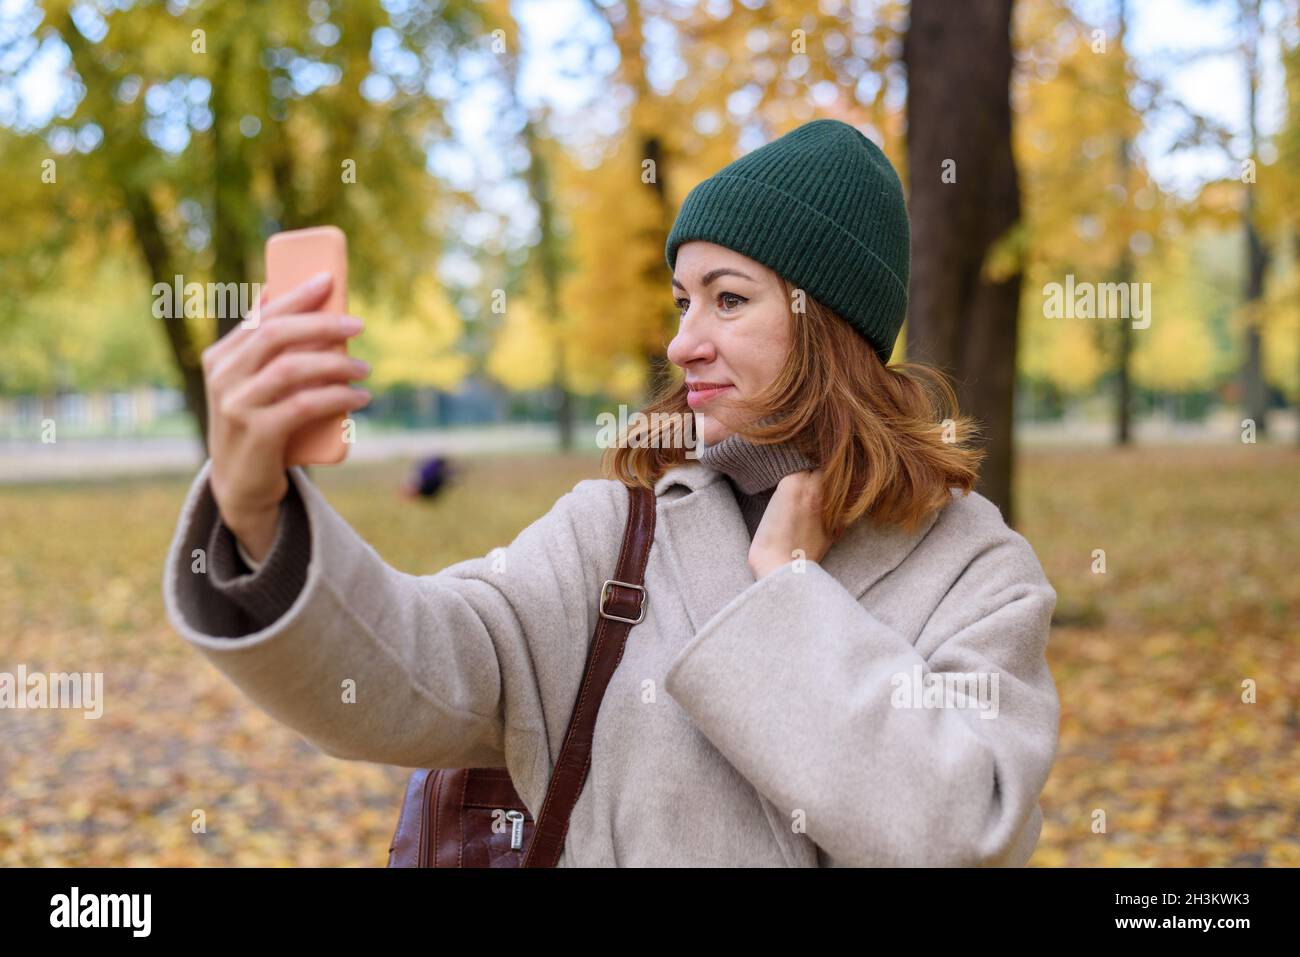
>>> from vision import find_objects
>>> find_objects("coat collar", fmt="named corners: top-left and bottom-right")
top-left (652, 459), bottom-right (945, 868)
top-left (652, 461), bottom-right (944, 637)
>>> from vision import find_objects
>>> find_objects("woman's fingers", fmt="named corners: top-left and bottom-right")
top-left (208, 312), bottom-right (363, 386)
top-left (253, 383), bottom-right (372, 443)
top-left (226, 350), bottom-right (370, 412)
top-left (203, 273), bottom-right (334, 370)
top-left (261, 271), bottom-right (334, 321)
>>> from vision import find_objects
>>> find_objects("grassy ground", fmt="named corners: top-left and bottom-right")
top-left (1, 446), bottom-right (1296, 866)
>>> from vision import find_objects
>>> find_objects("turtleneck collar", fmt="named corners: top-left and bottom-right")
top-left (694, 430), bottom-right (815, 494)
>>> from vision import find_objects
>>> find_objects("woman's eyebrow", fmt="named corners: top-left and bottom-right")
top-left (671, 268), bottom-right (756, 290)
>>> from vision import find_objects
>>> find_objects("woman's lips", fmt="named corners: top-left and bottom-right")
top-left (687, 385), bottom-right (733, 408)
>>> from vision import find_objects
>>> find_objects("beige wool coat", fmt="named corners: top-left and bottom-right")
top-left (161, 457), bottom-right (1061, 867)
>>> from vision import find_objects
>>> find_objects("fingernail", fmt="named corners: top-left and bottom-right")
top-left (309, 271), bottom-right (331, 286)
top-left (351, 358), bottom-right (371, 374)
top-left (340, 316), bottom-right (363, 333)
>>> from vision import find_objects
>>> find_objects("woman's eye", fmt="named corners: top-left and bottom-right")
top-left (674, 292), bottom-right (746, 314)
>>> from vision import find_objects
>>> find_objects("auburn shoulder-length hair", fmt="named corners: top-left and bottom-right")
top-left (602, 278), bottom-right (986, 537)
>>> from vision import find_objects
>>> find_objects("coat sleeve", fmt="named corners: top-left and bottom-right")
top-left (161, 459), bottom-right (619, 775)
top-left (662, 523), bottom-right (1060, 867)
top-left (200, 481), bottom-right (312, 630)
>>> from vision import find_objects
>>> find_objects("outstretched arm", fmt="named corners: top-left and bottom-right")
top-left (163, 459), bottom-right (619, 779)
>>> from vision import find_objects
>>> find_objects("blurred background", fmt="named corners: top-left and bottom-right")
top-left (0, 0), bottom-right (1297, 866)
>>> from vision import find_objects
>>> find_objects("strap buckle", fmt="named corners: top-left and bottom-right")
top-left (599, 578), bottom-right (647, 625)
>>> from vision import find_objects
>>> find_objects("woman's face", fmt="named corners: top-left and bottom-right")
top-left (666, 241), bottom-right (791, 446)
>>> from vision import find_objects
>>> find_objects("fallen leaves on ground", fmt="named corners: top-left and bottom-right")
top-left (1, 446), bottom-right (1296, 866)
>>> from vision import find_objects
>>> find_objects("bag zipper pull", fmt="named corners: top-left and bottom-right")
top-left (506, 810), bottom-right (525, 850)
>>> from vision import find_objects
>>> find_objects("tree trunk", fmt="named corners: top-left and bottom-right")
top-left (1113, 0), bottom-right (1134, 446)
top-left (211, 38), bottom-right (255, 341)
top-left (640, 133), bottom-right (677, 401)
top-left (903, 0), bottom-right (1024, 524)
top-left (1242, 216), bottom-right (1269, 435)
top-left (61, 12), bottom-right (210, 450)
top-left (1114, 250), bottom-right (1134, 445)
top-left (1241, 0), bottom-right (1270, 437)
top-left (521, 119), bottom-right (576, 451)
top-left (122, 189), bottom-right (209, 446)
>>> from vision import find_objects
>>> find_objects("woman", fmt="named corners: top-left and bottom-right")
top-left (163, 118), bottom-right (1060, 867)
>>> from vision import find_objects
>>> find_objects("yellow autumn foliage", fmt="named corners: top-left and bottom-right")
top-left (352, 274), bottom-right (469, 390)
top-left (485, 293), bottom-right (556, 392)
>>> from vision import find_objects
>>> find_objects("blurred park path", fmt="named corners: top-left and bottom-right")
top-left (0, 423), bottom-right (560, 483)
top-left (1, 411), bottom-right (1296, 483)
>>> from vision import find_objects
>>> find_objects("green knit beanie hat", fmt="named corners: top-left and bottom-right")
top-left (665, 118), bottom-right (910, 365)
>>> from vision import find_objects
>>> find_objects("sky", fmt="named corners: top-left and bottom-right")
top-left (1117, 0), bottom-right (1290, 195)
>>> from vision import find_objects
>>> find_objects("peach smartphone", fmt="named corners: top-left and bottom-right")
top-left (263, 225), bottom-right (352, 466)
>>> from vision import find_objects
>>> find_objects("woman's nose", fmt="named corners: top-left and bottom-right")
top-left (667, 313), bottom-right (715, 369)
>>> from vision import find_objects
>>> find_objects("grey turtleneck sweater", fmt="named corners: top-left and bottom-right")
top-left (694, 432), bottom-right (815, 538)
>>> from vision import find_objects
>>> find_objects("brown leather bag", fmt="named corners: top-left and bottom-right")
top-left (387, 483), bottom-right (656, 868)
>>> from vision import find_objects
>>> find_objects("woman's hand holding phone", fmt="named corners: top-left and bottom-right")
top-left (203, 272), bottom-right (371, 563)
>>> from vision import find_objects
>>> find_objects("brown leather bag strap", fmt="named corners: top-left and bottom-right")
top-left (521, 483), bottom-right (656, 867)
